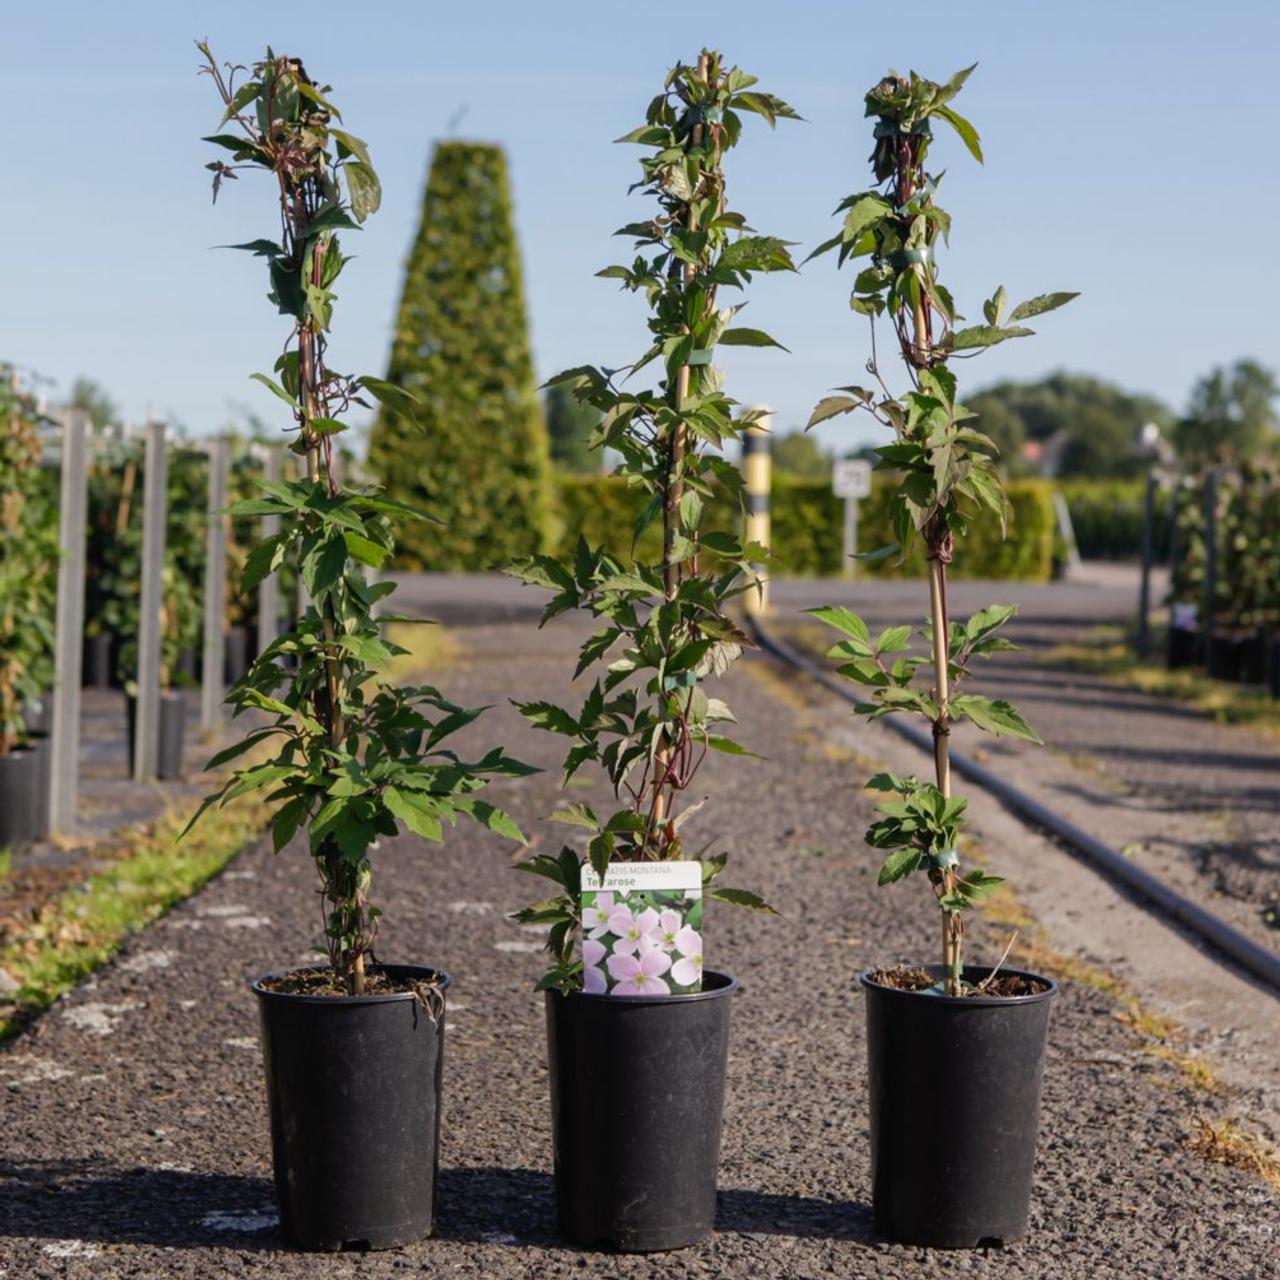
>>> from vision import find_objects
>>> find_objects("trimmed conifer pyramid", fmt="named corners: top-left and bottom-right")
top-left (369, 141), bottom-right (552, 568)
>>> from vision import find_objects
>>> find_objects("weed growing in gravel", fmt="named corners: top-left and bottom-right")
top-left (505, 51), bottom-right (797, 991)
top-left (806, 66), bottom-right (1075, 994)
top-left (186, 45), bottom-right (533, 995)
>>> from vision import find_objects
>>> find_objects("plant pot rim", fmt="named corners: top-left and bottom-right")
top-left (250, 962), bottom-right (452, 1007)
top-left (0, 744), bottom-right (40, 760)
top-left (859, 964), bottom-right (1057, 1008)
top-left (549, 967), bottom-right (738, 1008)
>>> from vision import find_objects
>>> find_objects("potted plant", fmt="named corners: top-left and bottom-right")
top-left (806, 65), bottom-right (1075, 1248)
top-left (188, 43), bottom-right (533, 1251)
top-left (123, 559), bottom-right (194, 780)
top-left (505, 49), bottom-right (795, 1252)
top-left (0, 366), bottom-right (55, 844)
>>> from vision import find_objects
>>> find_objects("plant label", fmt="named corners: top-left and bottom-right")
top-left (580, 861), bottom-right (704, 996)
top-left (832, 457), bottom-right (872, 500)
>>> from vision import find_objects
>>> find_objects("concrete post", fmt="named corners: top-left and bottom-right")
top-left (133, 419), bottom-right (168, 781)
top-left (49, 409), bottom-right (90, 832)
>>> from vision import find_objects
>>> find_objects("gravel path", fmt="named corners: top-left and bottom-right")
top-left (769, 570), bottom-right (1280, 960)
top-left (1, 597), bottom-right (1275, 1278)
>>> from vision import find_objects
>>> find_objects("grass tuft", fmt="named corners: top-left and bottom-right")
top-left (1189, 1119), bottom-right (1280, 1195)
top-left (0, 792), bottom-right (271, 1042)
top-left (1042, 634), bottom-right (1280, 744)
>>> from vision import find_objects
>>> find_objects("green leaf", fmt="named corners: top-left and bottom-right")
top-left (958, 869), bottom-right (1005, 901)
top-left (343, 530), bottom-right (389, 567)
top-left (302, 534), bottom-right (348, 598)
top-left (345, 160), bottom-right (382, 222)
top-left (934, 105), bottom-right (983, 164)
top-left (383, 786), bottom-right (444, 842)
top-left (875, 626), bottom-right (912, 654)
top-left (705, 734), bottom-right (760, 758)
top-left (454, 798), bottom-right (525, 842)
top-left (249, 372), bottom-right (299, 409)
top-left (804, 606), bottom-right (870, 646)
top-left (549, 803), bottom-right (599, 831)
top-left (1007, 291), bottom-right (1080, 322)
top-left (271, 796), bottom-right (309, 854)
top-left (330, 128), bottom-right (371, 166)
top-left (806, 393), bottom-right (868, 429)
top-left (219, 239), bottom-right (282, 257)
top-left (718, 327), bottom-right (788, 351)
top-left (204, 729), bottom-right (278, 771)
top-left (220, 79), bottom-right (261, 125)
top-left (949, 325), bottom-right (1035, 351)
top-left (708, 886), bottom-right (779, 914)
top-left (950, 695), bottom-right (1042, 743)
top-left (355, 376), bottom-right (418, 419)
top-left (517, 701), bottom-right (579, 736)
top-left (877, 847), bottom-right (922, 885)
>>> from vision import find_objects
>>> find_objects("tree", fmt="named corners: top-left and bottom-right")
top-left (771, 429), bottom-right (830, 480)
top-left (1174, 359), bottom-right (1279, 461)
top-left (544, 382), bottom-right (601, 473)
top-left (966, 372), bottom-right (1172, 478)
top-left (368, 141), bottom-right (552, 569)
top-left (68, 377), bottom-right (119, 430)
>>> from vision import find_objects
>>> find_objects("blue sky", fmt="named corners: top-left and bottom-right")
top-left (2, 1), bottom-right (1276, 453)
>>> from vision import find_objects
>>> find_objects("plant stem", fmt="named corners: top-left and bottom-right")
top-left (899, 123), bottom-right (961, 994)
top-left (653, 50), bottom-right (710, 837)
top-left (297, 223), bottom-right (363, 995)
top-left (928, 553), bottom-right (962, 992)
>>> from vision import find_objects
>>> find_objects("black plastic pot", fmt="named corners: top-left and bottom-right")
top-left (1166, 624), bottom-right (1199, 671)
top-left (24, 732), bottom-right (51, 840)
top-left (225, 625), bottom-right (250, 685)
top-left (1270, 637), bottom-right (1280, 699)
top-left (1238, 628), bottom-right (1268, 686)
top-left (862, 965), bottom-right (1057, 1249)
top-left (0, 746), bottom-right (42, 845)
top-left (252, 964), bottom-right (451, 1251)
top-left (82, 632), bottom-right (114, 689)
top-left (125, 692), bottom-right (187, 780)
top-left (1206, 631), bottom-right (1242, 682)
top-left (545, 969), bottom-right (737, 1252)
top-left (175, 647), bottom-right (198, 685)
top-left (23, 695), bottom-right (53, 736)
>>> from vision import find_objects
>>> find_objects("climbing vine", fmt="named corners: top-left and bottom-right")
top-left (188, 44), bottom-right (532, 994)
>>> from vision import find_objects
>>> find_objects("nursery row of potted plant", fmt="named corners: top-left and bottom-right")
top-left (0, 369), bottom-right (57, 845)
top-left (190, 44), bottom-right (1073, 1255)
top-left (1167, 464), bottom-right (1280, 693)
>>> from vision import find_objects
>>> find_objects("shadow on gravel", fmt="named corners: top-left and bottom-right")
top-left (0, 1158), bottom-right (281, 1250)
top-left (434, 1166), bottom-right (874, 1245)
top-left (0, 1159), bottom-right (876, 1253)
top-left (716, 1188), bottom-right (875, 1240)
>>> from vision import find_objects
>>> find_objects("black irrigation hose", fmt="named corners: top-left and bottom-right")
top-left (748, 613), bottom-right (1280, 999)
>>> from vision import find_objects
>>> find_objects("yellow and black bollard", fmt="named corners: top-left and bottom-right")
top-left (742, 410), bottom-right (771, 618)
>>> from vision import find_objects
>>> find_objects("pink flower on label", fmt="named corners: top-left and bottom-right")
top-left (606, 946), bottom-right (672, 996)
top-left (582, 892), bottom-right (618, 939)
top-left (671, 925), bottom-right (703, 988)
top-left (655, 909), bottom-right (683, 950)
top-left (582, 938), bottom-right (608, 994)
top-left (608, 905), bottom-right (660, 955)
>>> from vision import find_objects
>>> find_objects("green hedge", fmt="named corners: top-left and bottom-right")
top-left (555, 474), bottom-right (1057, 581)
top-left (1060, 479), bottom-right (1172, 561)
